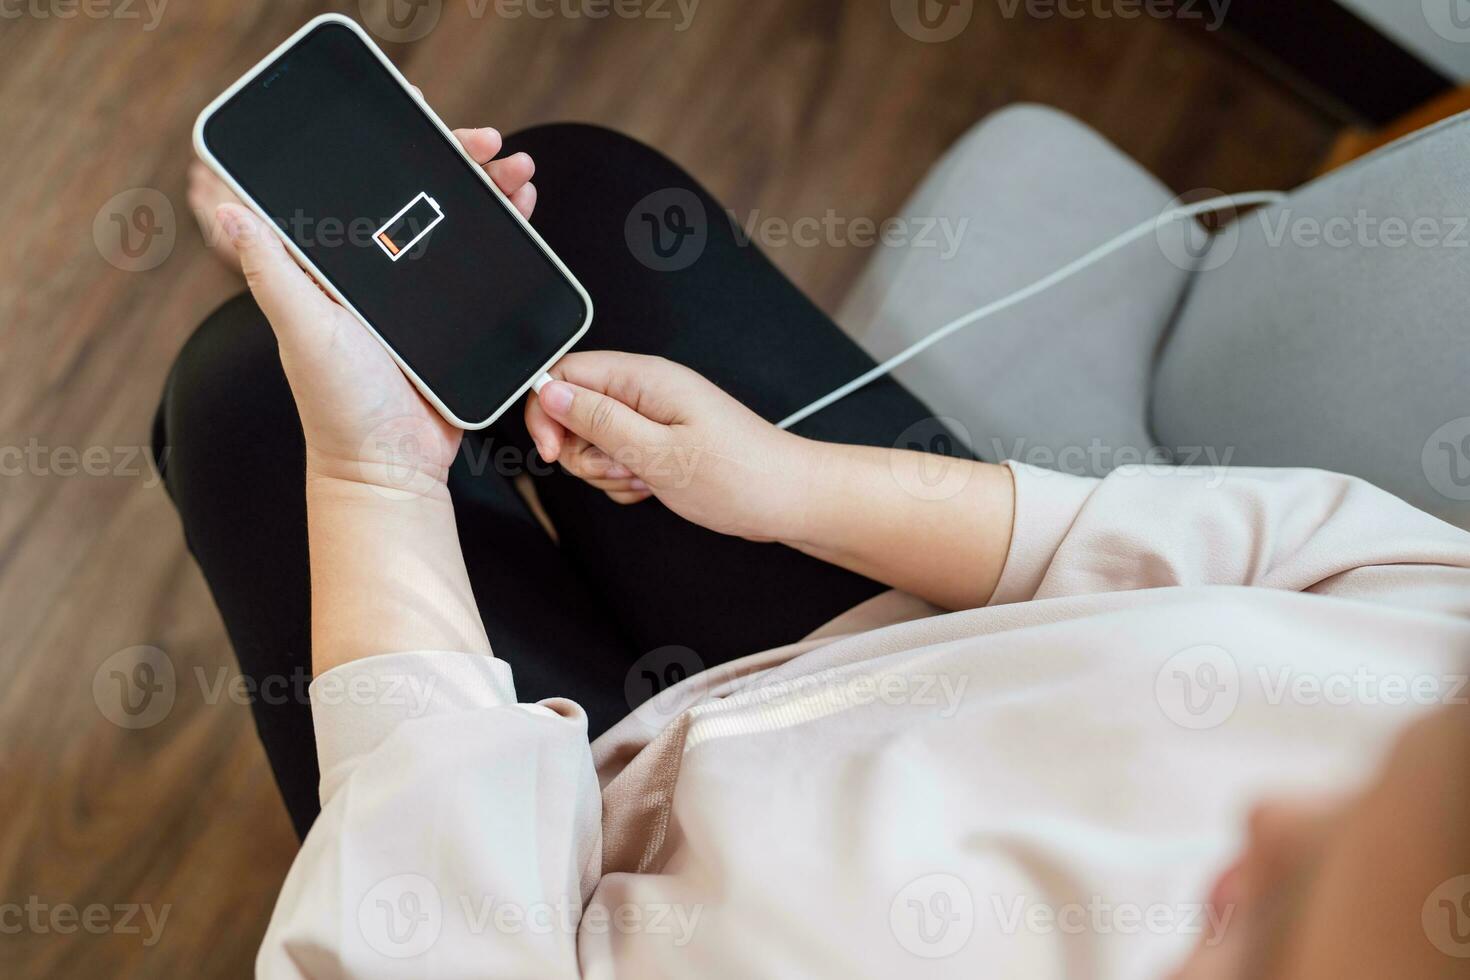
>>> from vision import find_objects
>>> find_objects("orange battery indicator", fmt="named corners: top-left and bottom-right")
top-left (374, 191), bottom-right (444, 261)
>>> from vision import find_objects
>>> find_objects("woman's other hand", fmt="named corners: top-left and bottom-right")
top-left (528, 351), bottom-right (1016, 610)
top-left (526, 351), bottom-right (818, 541)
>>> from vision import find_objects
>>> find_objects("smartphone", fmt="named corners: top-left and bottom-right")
top-left (193, 13), bottom-right (593, 429)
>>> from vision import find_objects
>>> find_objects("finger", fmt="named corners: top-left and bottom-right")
top-left (217, 204), bottom-right (337, 350)
top-left (453, 126), bottom-right (503, 166)
top-left (507, 182), bottom-right (537, 220)
top-left (569, 441), bottom-right (630, 478)
top-left (548, 351), bottom-right (704, 426)
top-left (607, 489), bottom-right (653, 506)
top-left (525, 392), bottom-right (567, 462)
top-left (562, 439), bottom-right (634, 480)
top-left (486, 152), bottom-right (534, 195)
top-left (583, 476), bottom-right (642, 494)
top-left (537, 378), bottom-right (668, 461)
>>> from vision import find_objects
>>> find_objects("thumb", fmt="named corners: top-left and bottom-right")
top-left (216, 204), bottom-right (336, 348)
top-left (538, 380), bottom-right (668, 467)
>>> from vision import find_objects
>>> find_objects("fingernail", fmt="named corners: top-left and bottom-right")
top-left (541, 381), bottom-right (573, 416)
top-left (629, 478), bottom-right (648, 491)
top-left (605, 464), bottom-right (631, 479)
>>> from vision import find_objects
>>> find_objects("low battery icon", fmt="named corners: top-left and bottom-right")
top-left (374, 191), bottom-right (445, 261)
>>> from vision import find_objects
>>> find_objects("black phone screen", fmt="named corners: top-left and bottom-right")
top-left (202, 22), bottom-right (589, 425)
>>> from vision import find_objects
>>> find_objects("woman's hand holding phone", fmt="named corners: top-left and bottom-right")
top-left (213, 125), bottom-right (535, 674)
top-left (215, 126), bottom-right (536, 499)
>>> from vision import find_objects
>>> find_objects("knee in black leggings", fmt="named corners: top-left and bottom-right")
top-left (505, 122), bottom-right (695, 192)
top-left (153, 292), bottom-right (302, 503)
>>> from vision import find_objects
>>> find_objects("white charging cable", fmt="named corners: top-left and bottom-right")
top-left (773, 191), bottom-right (1286, 431)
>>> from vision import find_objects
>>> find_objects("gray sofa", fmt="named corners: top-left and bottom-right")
top-left (840, 105), bottom-right (1470, 529)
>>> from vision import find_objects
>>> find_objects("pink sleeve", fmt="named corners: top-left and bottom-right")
top-left (991, 462), bottom-right (1470, 617)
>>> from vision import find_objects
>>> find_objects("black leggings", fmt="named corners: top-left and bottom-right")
top-left (154, 124), bottom-right (963, 837)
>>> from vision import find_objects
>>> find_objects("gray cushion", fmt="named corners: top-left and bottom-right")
top-left (838, 104), bottom-right (1192, 475)
top-left (1154, 111), bottom-right (1470, 528)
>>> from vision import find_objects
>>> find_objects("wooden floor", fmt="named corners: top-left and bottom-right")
top-left (0, 1), bottom-right (1334, 976)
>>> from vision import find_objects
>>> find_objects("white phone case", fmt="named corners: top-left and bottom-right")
top-left (192, 12), bottom-right (594, 430)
